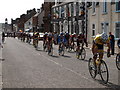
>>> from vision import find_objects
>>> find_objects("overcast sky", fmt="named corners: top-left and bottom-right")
top-left (0, 0), bottom-right (44, 24)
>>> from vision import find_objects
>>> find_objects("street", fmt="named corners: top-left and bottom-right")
top-left (2, 37), bottom-right (120, 88)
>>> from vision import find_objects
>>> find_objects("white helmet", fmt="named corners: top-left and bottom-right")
top-left (101, 32), bottom-right (108, 43)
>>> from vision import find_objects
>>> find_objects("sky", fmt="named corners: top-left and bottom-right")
top-left (0, 0), bottom-right (44, 24)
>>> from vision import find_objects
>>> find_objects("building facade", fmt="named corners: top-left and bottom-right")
top-left (43, 2), bottom-right (55, 32)
top-left (52, 0), bottom-right (86, 35)
top-left (87, 1), bottom-right (120, 44)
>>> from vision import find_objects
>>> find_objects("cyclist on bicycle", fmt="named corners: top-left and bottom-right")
top-left (69, 33), bottom-right (76, 49)
top-left (33, 32), bottom-right (40, 48)
top-left (58, 32), bottom-right (67, 54)
top-left (65, 32), bottom-right (70, 48)
top-left (47, 32), bottom-right (53, 53)
top-left (43, 32), bottom-right (48, 45)
top-left (76, 32), bottom-right (88, 52)
top-left (92, 32), bottom-right (110, 65)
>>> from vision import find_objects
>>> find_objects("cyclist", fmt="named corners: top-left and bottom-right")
top-left (47, 32), bottom-right (53, 53)
top-left (43, 32), bottom-right (48, 45)
top-left (33, 31), bottom-right (40, 48)
top-left (69, 33), bottom-right (76, 48)
top-left (92, 32), bottom-right (110, 65)
top-left (65, 32), bottom-right (70, 49)
top-left (58, 32), bottom-right (67, 54)
top-left (76, 32), bottom-right (88, 53)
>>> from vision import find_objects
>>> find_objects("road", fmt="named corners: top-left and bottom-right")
top-left (2, 37), bottom-right (120, 88)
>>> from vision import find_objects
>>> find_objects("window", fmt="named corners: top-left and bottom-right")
top-left (115, 23), bottom-right (120, 38)
top-left (101, 23), bottom-right (109, 33)
top-left (69, 21), bottom-right (71, 34)
top-left (92, 2), bottom-right (96, 14)
top-left (64, 5), bottom-right (66, 17)
top-left (116, 0), bottom-right (120, 11)
top-left (71, 3), bottom-right (74, 16)
top-left (92, 24), bottom-right (95, 36)
top-left (103, 0), bottom-right (107, 13)
top-left (74, 2), bottom-right (76, 16)
top-left (78, 2), bottom-right (82, 16)
top-left (59, 6), bottom-right (61, 18)
top-left (69, 4), bottom-right (71, 17)
top-left (61, 6), bottom-right (64, 18)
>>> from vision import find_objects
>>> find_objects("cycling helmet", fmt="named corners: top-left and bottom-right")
top-left (48, 33), bottom-right (52, 37)
top-left (73, 33), bottom-right (76, 35)
top-left (79, 32), bottom-right (83, 35)
top-left (60, 32), bottom-right (64, 36)
top-left (101, 32), bottom-right (108, 43)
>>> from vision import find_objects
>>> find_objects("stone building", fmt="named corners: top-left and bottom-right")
top-left (43, 1), bottom-right (55, 32)
top-left (38, 5), bottom-right (44, 32)
top-left (87, 1), bottom-right (120, 45)
top-left (51, 0), bottom-right (86, 35)
top-left (12, 9), bottom-right (36, 32)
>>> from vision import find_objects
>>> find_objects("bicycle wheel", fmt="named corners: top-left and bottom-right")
top-left (76, 51), bottom-right (80, 59)
top-left (61, 46), bottom-right (65, 56)
top-left (100, 60), bottom-right (109, 84)
top-left (80, 48), bottom-right (86, 60)
top-left (116, 54), bottom-right (120, 70)
top-left (88, 58), bottom-right (97, 79)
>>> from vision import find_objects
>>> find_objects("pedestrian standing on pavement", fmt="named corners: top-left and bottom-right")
top-left (117, 38), bottom-right (120, 54)
top-left (109, 32), bottom-right (115, 55)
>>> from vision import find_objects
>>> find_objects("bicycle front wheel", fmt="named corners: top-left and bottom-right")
top-left (116, 54), bottom-right (120, 70)
top-left (80, 48), bottom-right (86, 60)
top-left (88, 58), bottom-right (97, 79)
top-left (100, 60), bottom-right (109, 84)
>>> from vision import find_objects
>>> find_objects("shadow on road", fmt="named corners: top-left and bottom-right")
top-left (51, 55), bottom-right (59, 58)
top-left (96, 79), bottom-right (120, 88)
top-left (62, 55), bottom-right (71, 58)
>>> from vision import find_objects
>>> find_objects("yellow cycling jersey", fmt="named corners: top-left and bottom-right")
top-left (94, 34), bottom-right (110, 45)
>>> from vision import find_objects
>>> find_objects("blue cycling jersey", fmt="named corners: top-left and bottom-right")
top-left (58, 36), bottom-right (67, 44)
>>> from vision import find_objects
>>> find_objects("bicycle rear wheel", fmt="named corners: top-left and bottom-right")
top-left (88, 58), bottom-right (97, 79)
top-left (116, 54), bottom-right (120, 70)
top-left (80, 48), bottom-right (86, 60)
top-left (100, 60), bottom-right (109, 84)
top-left (76, 51), bottom-right (80, 59)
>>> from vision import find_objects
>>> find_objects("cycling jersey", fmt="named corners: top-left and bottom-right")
top-left (93, 34), bottom-right (110, 52)
top-left (48, 36), bottom-right (52, 42)
top-left (93, 34), bottom-right (109, 45)
top-left (58, 36), bottom-right (67, 44)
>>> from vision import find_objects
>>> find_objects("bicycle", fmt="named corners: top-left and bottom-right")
top-left (48, 43), bottom-right (53, 56)
top-left (76, 43), bottom-right (86, 60)
top-left (58, 42), bottom-right (65, 56)
top-left (43, 41), bottom-right (47, 52)
top-left (88, 57), bottom-right (109, 84)
top-left (116, 53), bottom-right (120, 70)
top-left (68, 42), bottom-right (76, 52)
top-left (34, 39), bottom-right (38, 49)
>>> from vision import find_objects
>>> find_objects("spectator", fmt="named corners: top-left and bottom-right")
top-left (109, 32), bottom-right (115, 55)
top-left (117, 38), bottom-right (120, 54)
